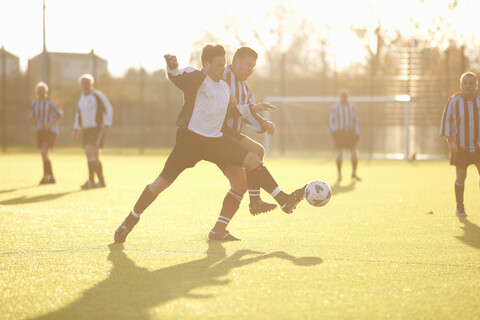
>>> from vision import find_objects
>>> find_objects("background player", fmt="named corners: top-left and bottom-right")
top-left (439, 71), bottom-right (480, 217)
top-left (114, 45), bottom-right (305, 243)
top-left (328, 89), bottom-right (361, 182)
top-left (73, 74), bottom-right (113, 189)
top-left (29, 82), bottom-right (63, 184)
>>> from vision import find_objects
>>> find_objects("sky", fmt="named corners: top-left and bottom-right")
top-left (1, 0), bottom-right (479, 76)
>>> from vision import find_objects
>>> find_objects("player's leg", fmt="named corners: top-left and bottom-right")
top-left (93, 129), bottom-right (106, 187)
top-left (39, 143), bottom-right (50, 184)
top-left (114, 134), bottom-right (199, 243)
top-left (209, 165), bottom-right (246, 241)
top-left (455, 165), bottom-right (468, 217)
top-left (82, 143), bottom-right (97, 189)
top-left (238, 136), bottom-right (277, 214)
top-left (351, 147), bottom-right (361, 181)
top-left (335, 148), bottom-right (343, 182)
top-left (242, 151), bottom-right (306, 214)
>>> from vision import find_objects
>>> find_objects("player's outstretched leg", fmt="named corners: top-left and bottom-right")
top-left (245, 163), bottom-right (306, 214)
top-left (114, 185), bottom-right (158, 243)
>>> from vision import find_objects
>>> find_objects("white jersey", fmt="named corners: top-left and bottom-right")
top-left (74, 89), bottom-right (113, 130)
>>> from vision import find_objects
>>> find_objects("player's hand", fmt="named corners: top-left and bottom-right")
top-left (262, 120), bottom-right (275, 135)
top-left (253, 102), bottom-right (276, 112)
top-left (164, 54), bottom-right (178, 69)
top-left (72, 129), bottom-right (79, 140)
top-left (448, 141), bottom-right (458, 153)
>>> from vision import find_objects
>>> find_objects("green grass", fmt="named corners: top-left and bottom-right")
top-left (1, 151), bottom-right (479, 320)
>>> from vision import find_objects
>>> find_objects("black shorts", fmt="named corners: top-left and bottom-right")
top-left (450, 149), bottom-right (480, 168)
top-left (37, 130), bottom-right (57, 149)
top-left (216, 128), bottom-right (247, 172)
top-left (160, 128), bottom-right (248, 183)
top-left (82, 127), bottom-right (105, 148)
top-left (332, 131), bottom-right (359, 149)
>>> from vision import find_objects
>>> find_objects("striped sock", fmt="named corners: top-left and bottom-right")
top-left (213, 190), bottom-right (242, 232)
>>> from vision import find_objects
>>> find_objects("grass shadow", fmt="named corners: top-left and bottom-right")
top-left (31, 242), bottom-right (322, 320)
top-left (0, 185), bottom-right (38, 194)
top-left (330, 180), bottom-right (357, 195)
top-left (456, 217), bottom-right (480, 250)
top-left (0, 190), bottom-right (80, 205)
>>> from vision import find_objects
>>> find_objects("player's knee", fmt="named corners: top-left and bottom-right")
top-left (243, 152), bottom-right (261, 171)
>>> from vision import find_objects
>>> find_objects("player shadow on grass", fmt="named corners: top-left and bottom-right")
top-left (0, 190), bottom-right (80, 205)
top-left (0, 185), bottom-right (38, 194)
top-left (456, 217), bottom-right (480, 250)
top-left (31, 242), bottom-right (322, 320)
top-left (330, 180), bottom-right (357, 195)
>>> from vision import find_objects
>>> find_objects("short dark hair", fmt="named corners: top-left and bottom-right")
top-left (201, 44), bottom-right (226, 65)
top-left (233, 47), bottom-right (258, 62)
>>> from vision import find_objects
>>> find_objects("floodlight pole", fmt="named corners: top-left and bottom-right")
top-left (41, 0), bottom-right (48, 83)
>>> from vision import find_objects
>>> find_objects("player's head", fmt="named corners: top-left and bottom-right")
top-left (232, 47), bottom-right (258, 81)
top-left (35, 82), bottom-right (48, 99)
top-left (340, 89), bottom-right (349, 104)
top-left (79, 73), bottom-right (94, 94)
top-left (460, 72), bottom-right (477, 98)
top-left (201, 44), bottom-right (226, 82)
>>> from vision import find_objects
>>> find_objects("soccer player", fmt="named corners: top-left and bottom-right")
top-left (114, 44), bottom-right (305, 243)
top-left (439, 71), bottom-right (480, 217)
top-left (29, 82), bottom-right (64, 184)
top-left (328, 89), bottom-right (361, 182)
top-left (73, 74), bottom-right (113, 189)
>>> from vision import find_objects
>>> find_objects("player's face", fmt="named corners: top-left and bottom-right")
top-left (236, 56), bottom-right (256, 81)
top-left (461, 75), bottom-right (477, 98)
top-left (36, 87), bottom-right (46, 100)
top-left (204, 56), bottom-right (226, 82)
top-left (81, 78), bottom-right (93, 94)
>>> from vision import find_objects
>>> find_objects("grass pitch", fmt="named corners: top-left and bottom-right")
top-left (1, 150), bottom-right (479, 320)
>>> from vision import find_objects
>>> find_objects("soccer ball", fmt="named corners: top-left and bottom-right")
top-left (305, 180), bottom-right (331, 207)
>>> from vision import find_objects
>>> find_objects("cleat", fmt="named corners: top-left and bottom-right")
top-left (208, 229), bottom-right (241, 241)
top-left (114, 225), bottom-right (130, 243)
top-left (114, 214), bottom-right (140, 243)
top-left (281, 185), bottom-right (306, 214)
top-left (47, 176), bottom-right (56, 184)
top-left (39, 177), bottom-right (49, 185)
top-left (96, 181), bottom-right (106, 188)
top-left (456, 204), bottom-right (467, 217)
top-left (249, 199), bottom-right (277, 215)
top-left (81, 180), bottom-right (95, 189)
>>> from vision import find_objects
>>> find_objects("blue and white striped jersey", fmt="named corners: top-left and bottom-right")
top-left (328, 103), bottom-right (360, 135)
top-left (29, 99), bottom-right (63, 134)
top-left (439, 93), bottom-right (480, 152)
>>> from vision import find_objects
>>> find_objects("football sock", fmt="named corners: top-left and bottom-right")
top-left (270, 187), bottom-right (288, 206)
top-left (95, 160), bottom-right (105, 183)
top-left (213, 190), bottom-right (242, 232)
top-left (352, 159), bottom-right (358, 176)
top-left (42, 159), bottom-right (48, 177)
top-left (133, 185), bottom-right (159, 215)
top-left (248, 189), bottom-right (261, 204)
top-left (87, 158), bottom-right (96, 182)
top-left (122, 211), bottom-right (140, 230)
top-left (455, 181), bottom-right (464, 208)
top-left (336, 158), bottom-right (342, 177)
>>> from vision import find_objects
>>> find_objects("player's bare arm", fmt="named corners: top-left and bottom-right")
top-left (252, 102), bottom-right (276, 112)
top-left (446, 137), bottom-right (458, 153)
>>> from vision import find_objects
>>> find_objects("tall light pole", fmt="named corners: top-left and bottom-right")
top-left (42, 0), bottom-right (48, 82)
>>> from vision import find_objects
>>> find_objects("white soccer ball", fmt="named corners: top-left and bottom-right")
top-left (305, 180), bottom-right (331, 207)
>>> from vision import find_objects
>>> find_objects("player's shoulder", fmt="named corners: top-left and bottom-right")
top-left (446, 92), bottom-right (462, 104)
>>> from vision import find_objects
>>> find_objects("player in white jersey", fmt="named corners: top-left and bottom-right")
top-left (29, 82), bottom-right (64, 184)
top-left (73, 74), bottom-right (113, 189)
top-left (328, 89), bottom-right (361, 182)
top-left (439, 72), bottom-right (480, 217)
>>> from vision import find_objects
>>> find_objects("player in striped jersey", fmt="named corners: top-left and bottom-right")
top-left (73, 74), bottom-right (113, 189)
top-left (439, 72), bottom-right (480, 217)
top-left (328, 89), bottom-right (361, 182)
top-left (29, 82), bottom-right (64, 184)
top-left (215, 46), bottom-right (303, 222)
